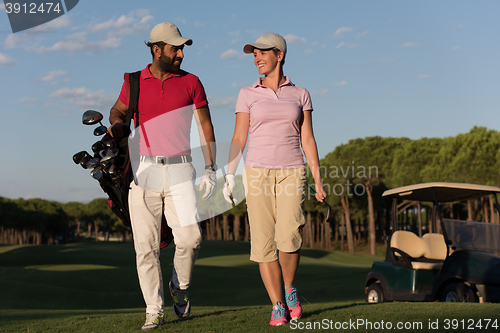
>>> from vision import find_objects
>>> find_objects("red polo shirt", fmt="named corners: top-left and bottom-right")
top-left (119, 64), bottom-right (208, 157)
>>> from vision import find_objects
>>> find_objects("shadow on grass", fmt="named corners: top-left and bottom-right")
top-left (0, 241), bottom-right (372, 311)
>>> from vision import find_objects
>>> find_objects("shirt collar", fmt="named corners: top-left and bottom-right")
top-left (142, 64), bottom-right (186, 80)
top-left (252, 76), bottom-right (293, 88)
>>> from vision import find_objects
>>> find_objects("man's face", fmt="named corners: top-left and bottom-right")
top-left (158, 44), bottom-right (184, 73)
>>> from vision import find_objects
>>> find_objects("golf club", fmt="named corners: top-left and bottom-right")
top-left (306, 182), bottom-right (332, 222)
top-left (80, 155), bottom-right (92, 169)
top-left (93, 125), bottom-right (107, 136)
top-left (82, 110), bottom-right (104, 126)
top-left (90, 166), bottom-right (103, 180)
top-left (91, 141), bottom-right (106, 154)
top-left (73, 151), bottom-right (89, 164)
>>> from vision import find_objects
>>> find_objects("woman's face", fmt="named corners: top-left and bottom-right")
top-left (253, 49), bottom-right (281, 75)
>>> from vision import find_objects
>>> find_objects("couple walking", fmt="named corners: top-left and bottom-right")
top-left (107, 22), bottom-right (326, 330)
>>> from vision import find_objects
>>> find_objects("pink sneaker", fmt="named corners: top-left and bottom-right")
top-left (285, 286), bottom-right (302, 319)
top-left (269, 301), bottom-right (287, 326)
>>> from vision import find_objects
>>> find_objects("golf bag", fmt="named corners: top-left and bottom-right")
top-left (99, 70), bottom-right (173, 248)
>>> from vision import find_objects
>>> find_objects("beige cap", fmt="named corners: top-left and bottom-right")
top-left (149, 22), bottom-right (192, 46)
top-left (243, 32), bottom-right (287, 55)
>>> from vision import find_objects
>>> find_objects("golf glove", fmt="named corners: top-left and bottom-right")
top-left (110, 123), bottom-right (131, 138)
top-left (223, 174), bottom-right (237, 204)
top-left (199, 169), bottom-right (217, 200)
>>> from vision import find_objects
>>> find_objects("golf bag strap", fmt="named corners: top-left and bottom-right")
top-left (125, 70), bottom-right (141, 128)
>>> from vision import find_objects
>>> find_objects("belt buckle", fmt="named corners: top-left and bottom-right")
top-left (156, 156), bottom-right (167, 164)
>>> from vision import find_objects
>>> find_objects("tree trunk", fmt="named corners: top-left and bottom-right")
top-left (244, 214), bottom-right (250, 241)
top-left (222, 215), bottom-right (229, 241)
top-left (233, 215), bottom-right (241, 241)
top-left (341, 195), bottom-right (355, 254)
top-left (94, 221), bottom-right (99, 242)
top-left (216, 216), bottom-right (222, 240)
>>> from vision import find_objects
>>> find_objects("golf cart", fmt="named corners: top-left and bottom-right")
top-left (365, 182), bottom-right (500, 303)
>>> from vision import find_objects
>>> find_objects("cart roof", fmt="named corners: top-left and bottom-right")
top-left (382, 182), bottom-right (500, 202)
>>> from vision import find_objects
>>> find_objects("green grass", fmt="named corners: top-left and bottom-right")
top-left (1, 242), bottom-right (499, 332)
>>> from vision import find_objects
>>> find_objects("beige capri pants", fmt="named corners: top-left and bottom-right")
top-left (244, 167), bottom-right (307, 263)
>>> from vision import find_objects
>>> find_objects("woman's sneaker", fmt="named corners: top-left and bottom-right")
top-left (285, 286), bottom-right (302, 319)
top-left (141, 312), bottom-right (165, 331)
top-left (269, 301), bottom-right (287, 326)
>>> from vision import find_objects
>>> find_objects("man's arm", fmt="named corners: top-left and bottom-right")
top-left (108, 98), bottom-right (128, 137)
top-left (194, 106), bottom-right (216, 166)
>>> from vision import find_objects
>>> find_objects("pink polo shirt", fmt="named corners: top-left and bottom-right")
top-left (119, 65), bottom-right (208, 157)
top-left (235, 77), bottom-right (313, 169)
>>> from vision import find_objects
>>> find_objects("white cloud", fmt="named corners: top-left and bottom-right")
top-left (0, 3), bottom-right (5, 10)
top-left (418, 74), bottom-right (430, 79)
top-left (334, 81), bottom-right (348, 86)
top-left (347, 44), bottom-right (360, 48)
top-left (403, 42), bottom-right (419, 47)
top-left (4, 17), bottom-right (71, 49)
top-left (458, 24), bottom-right (465, 28)
top-left (49, 87), bottom-right (115, 109)
top-left (452, 46), bottom-right (460, 50)
top-left (19, 97), bottom-right (38, 104)
top-left (382, 58), bottom-right (396, 63)
top-left (0, 53), bottom-right (16, 66)
top-left (335, 27), bottom-right (353, 38)
top-left (304, 49), bottom-right (313, 55)
top-left (284, 34), bottom-right (306, 43)
top-left (357, 31), bottom-right (368, 38)
top-left (220, 49), bottom-right (245, 60)
top-left (209, 96), bottom-right (237, 109)
top-left (90, 10), bottom-right (153, 37)
top-left (38, 70), bottom-right (67, 82)
top-left (335, 42), bottom-right (345, 49)
top-left (31, 15), bottom-right (71, 32)
top-left (36, 33), bottom-right (121, 53)
top-left (311, 89), bottom-right (329, 96)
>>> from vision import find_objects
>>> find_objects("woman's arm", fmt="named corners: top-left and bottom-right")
top-left (300, 110), bottom-right (326, 202)
top-left (227, 112), bottom-right (250, 174)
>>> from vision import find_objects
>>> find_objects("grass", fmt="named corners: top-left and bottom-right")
top-left (1, 241), bottom-right (499, 332)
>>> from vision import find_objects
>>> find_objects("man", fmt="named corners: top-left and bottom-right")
top-left (108, 22), bottom-right (217, 331)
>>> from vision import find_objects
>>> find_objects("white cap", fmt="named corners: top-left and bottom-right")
top-left (149, 22), bottom-right (192, 46)
top-left (243, 32), bottom-right (287, 56)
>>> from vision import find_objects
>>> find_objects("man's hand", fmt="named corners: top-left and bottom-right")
top-left (199, 169), bottom-right (217, 200)
top-left (223, 174), bottom-right (236, 204)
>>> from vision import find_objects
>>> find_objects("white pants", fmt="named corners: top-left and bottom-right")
top-left (129, 162), bottom-right (202, 314)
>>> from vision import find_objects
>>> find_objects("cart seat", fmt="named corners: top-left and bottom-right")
top-left (391, 231), bottom-right (447, 270)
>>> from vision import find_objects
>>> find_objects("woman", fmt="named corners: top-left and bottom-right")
top-left (223, 32), bottom-right (326, 326)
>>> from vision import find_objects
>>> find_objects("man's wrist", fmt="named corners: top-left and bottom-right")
top-left (205, 164), bottom-right (217, 171)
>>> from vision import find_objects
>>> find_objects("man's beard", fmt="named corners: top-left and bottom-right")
top-left (159, 53), bottom-right (181, 73)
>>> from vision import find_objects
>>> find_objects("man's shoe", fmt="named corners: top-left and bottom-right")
top-left (169, 280), bottom-right (191, 318)
top-left (285, 286), bottom-right (302, 319)
top-left (269, 301), bottom-right (287, 326)
top-left (141, 312), bottom-right (165, 331)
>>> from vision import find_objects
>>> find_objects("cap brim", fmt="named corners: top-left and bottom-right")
top-left (243, 42), bottom-right (275, 54)
top-left (150, 37), bottom-right (193, 46)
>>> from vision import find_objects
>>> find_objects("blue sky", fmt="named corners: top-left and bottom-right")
top-left (0, 0), bottom-right (499, 202)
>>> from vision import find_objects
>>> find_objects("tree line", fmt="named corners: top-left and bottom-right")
top-left (2, 126), bottom-right (500, 252)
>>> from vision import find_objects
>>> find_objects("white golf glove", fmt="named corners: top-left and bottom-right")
top-left (223, 174), bottom-right (237, 204)
top-left (199, 169), bottom-right (217, 200)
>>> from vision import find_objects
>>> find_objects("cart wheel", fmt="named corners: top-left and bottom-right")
top-left (441, 283), bottom-right (477, 303)
top-left (366, 283), bottom-right (384, 303)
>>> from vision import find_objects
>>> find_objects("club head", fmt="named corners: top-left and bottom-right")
top-left (80, 155), bottom-right (92, 169)
top-left (93, 125), bottom-right (107, 136)
top-left (101, 149), bottom-right (118, 163)
top-left (108, 165), bottom-right (118, 178)
top-left (73, 151), bottom-right (89, 164)
top-left (105, 139), bottom-right (116, 149)
top-left (82, 110), bottom-right (104, 125)
top-left (90, 166), bottom-right (103, 180)
top-left (91, 141), bottom-right (106, 154)
top-left (86, 157), bottom-right (101, 169)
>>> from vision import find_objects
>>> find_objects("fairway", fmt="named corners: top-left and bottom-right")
top-left (1, 242), bottom-right (499, 332)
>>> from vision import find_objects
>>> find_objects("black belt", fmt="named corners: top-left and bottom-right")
top-left (140, 155), bottom-right (192, 165)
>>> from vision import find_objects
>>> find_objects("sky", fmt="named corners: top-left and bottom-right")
top-left (0, 0), bottom-right (499, 203)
